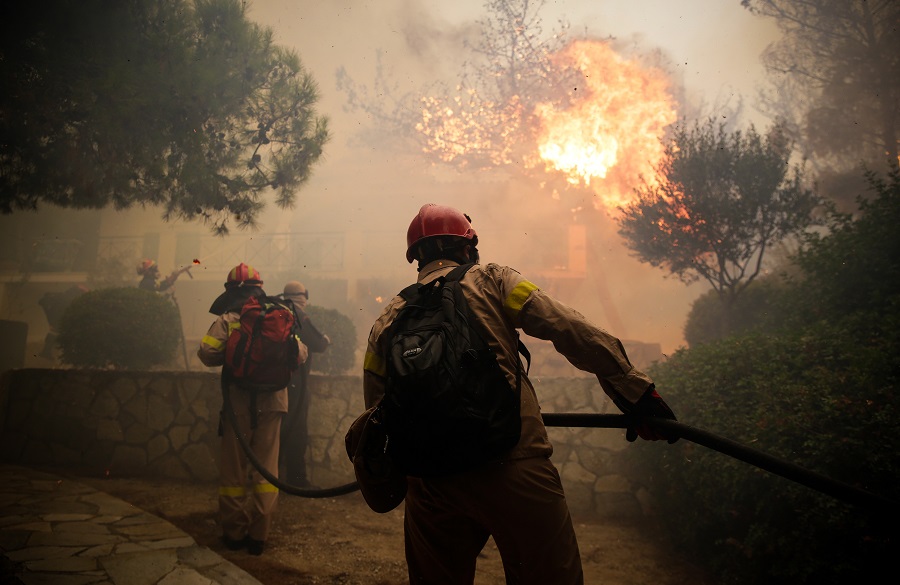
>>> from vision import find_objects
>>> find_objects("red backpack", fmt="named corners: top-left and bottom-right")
top-left (224, 295), bottom-right (301, 392)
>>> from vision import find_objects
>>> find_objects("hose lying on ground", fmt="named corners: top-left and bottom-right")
top-left (224, 380), bottom-right (897, 515)
top-left (222, 381), bottom-right (359, 498)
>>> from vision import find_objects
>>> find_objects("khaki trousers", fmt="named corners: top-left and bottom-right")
top-left (404, 456), bottom-right (583, 585)
top-left (219, 408), bottom-right (282, 542)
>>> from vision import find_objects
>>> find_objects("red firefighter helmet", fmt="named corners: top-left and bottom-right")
top-left (406, 204), bottom-right (478, 263)
top-left (225, 263), bottom-right (263, 287)
top-left (136, 259), bottom-right (157, 276)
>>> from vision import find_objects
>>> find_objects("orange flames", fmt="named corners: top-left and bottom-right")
top-left (533, 40), bottom-right (677, 210)
top-left (416, 39), bottom-right (678, 214)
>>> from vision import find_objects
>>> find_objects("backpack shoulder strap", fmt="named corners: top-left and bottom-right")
top-left (517, 334), bottom-right (531, 375)
top-left (447, 262), bottom-right (531, 377)
top-left (446, 263), bottom-right (474, 282)
top-left (398, 283), bottom-right (421, 303)
top-left (398, 263), bottom-right (474, 301)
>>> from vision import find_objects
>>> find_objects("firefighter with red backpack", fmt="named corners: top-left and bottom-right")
top-left (198, 263), bottom-right (308, 556)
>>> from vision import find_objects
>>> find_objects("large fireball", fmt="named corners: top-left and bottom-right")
top-left (534, 40), bottom-right (677, 210)
top-left (414, 38), bottom-right (678, 214)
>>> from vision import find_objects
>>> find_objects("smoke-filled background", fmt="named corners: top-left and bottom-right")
top-left (243, 0), bottom-right (780, 355)
top-left (3, 5), bottom-right (896, 583)
top-left (0, 0), bottom-right (782, 361)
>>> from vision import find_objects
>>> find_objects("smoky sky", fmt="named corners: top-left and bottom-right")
top-left (236, 0), bottom-right (780, 353)
top-left (1, 1), bottom-right (781, 355)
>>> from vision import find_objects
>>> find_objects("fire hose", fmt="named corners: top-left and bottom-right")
top-left (224, 383), bottom-right (897, 515)
top-left (223, 381), bottom-right (359, 497)
top-left (541, 413), bottom-right (898, 516)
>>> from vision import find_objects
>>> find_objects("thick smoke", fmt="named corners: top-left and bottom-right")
top-left (0, 1), bottom-right (779, 358)
top-left (247, 0), bottom-right (760, 353)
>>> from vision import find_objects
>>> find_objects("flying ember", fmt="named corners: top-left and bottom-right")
top-left (534, 40), bottom-right (678, 210)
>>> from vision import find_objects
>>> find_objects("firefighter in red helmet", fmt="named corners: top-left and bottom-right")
top-left (360, 203), bottom-right (678, 584)
top-left (404, 203), bottom-right (479, 264)
top-left (198, 263), bottom-right (308, 556)
top-left (136, 259), bottom-right (191, 292)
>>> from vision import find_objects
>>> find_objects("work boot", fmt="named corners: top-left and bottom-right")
top-left (247, 538), bottom-right (265, 556)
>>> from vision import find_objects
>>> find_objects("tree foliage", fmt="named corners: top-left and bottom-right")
top-left (626, 169), bottom-right (900, 584)
top-left (790, 167), bottom-right (900, 319)
top-left (0, 0), bottom-right (329, 234)
top-left (682, 276), bottom-right (785, 346)
top-left (304, 305), bottom-right (357, 375)
top-left (337, 0), bottom-right (682, 217)
top-left (636, 325), bottom-right (898, 584)
top-left (58, 287), bottom-right (182, 369)
top-left (743, 0), bottom-right (900, 204)
top-left (616, 119), bottom-right (820, 310)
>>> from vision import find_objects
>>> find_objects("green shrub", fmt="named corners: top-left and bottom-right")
top-left (626, 169), bottom-right (900, 583)
top-left (633, 320), bottom-right (897, 583)
top-left (57, 287), bottom-right (182, 370)
top-left (790, 169), bottom-right (900, 320)
top-left (683, 277), bottom-right (786, 347)
top-left (304, 305), bottom-right (357, 375)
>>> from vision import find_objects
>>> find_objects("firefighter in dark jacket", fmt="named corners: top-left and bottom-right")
top-left (198, 263), bottom-right (308, 556)
top-left (362, 204), bottom-right (678, 585)
top-left (279, 280), bottom-right (331, 486)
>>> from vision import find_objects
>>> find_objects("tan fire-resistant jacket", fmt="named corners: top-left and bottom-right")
top-left (363, 260), bottom-right (654, 462)
top-left (198, 311), bottom-right (309, 413)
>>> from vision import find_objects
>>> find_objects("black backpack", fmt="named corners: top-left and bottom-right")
top-left (381, 264), bottom-right (528, 477)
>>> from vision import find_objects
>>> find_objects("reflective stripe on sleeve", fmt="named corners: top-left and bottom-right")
top-left (219, 485), bottom-right (246, 497)
top-left (202, 335), bottom-right (225, 350)
top-left (253, 482), bottom-right (279, 494)
top-left (228, 322), bottom-right (241, 331)
top-left (503, 280), bottom-right (539, 319)
top-left (364, 351), bottom-right (386, 377)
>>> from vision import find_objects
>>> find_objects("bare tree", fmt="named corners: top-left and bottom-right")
top-left (337, 0), bottom-right (575, 171)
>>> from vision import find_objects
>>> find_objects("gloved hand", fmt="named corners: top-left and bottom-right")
top-left (624, 385), bottom-right (679, 444)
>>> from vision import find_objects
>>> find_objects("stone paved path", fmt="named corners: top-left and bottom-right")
top-left (0, 465), bottom-right (262, 585)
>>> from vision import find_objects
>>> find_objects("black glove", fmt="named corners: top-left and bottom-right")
top-left (624, 385), bottom-right (679, 444)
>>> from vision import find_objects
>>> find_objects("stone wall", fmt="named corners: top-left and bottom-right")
top-left (0, 369), bottom-right (223, 482)
top-left (0, 369), bottom-right (646, 518)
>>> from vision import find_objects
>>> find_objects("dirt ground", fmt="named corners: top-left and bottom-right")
top-left (74, 474), bottom-right (716, 585)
